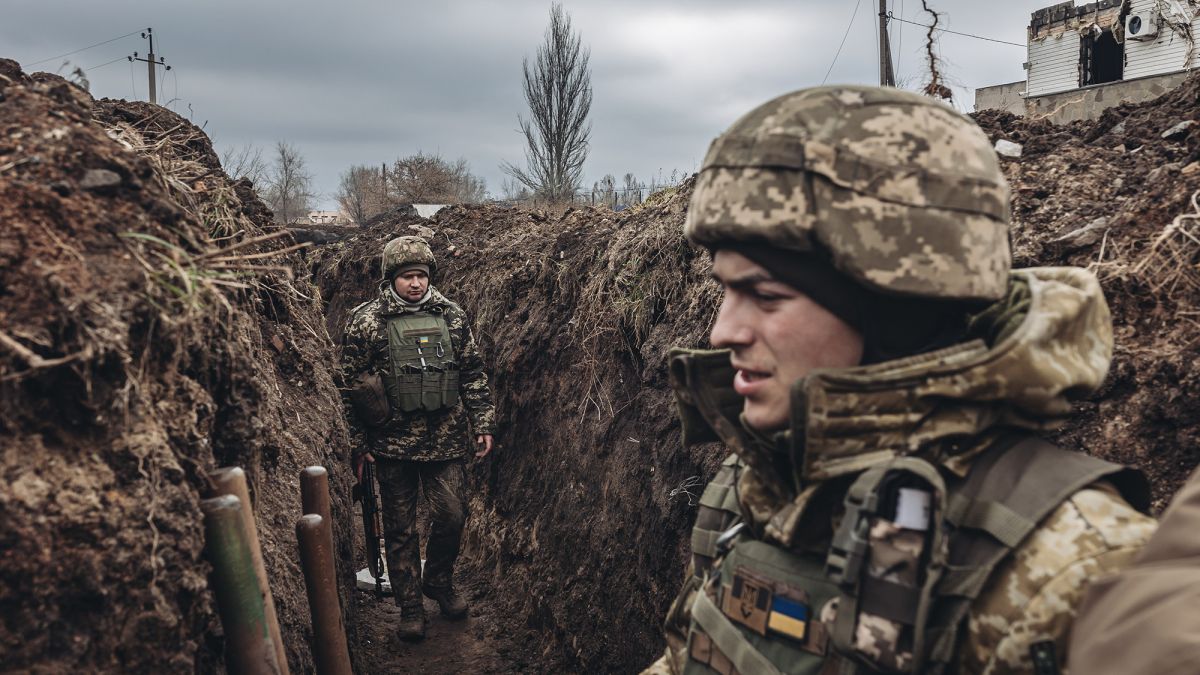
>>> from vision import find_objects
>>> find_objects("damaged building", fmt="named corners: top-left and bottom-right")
top-left (976, 0), bottom-right (1200, 121)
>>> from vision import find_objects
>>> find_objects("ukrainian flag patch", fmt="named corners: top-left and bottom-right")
top-left (418, 336), bottom-right (430, 344)
top-left (767, 593), bottom-right (809, 642)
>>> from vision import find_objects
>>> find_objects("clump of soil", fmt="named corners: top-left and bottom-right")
top-left (0, 61), bottom-right (358, 672)
top-left (975, 72), bottom-right (1200, 508)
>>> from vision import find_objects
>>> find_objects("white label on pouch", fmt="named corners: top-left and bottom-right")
top-left (895, 488), bottom-right (932, 531)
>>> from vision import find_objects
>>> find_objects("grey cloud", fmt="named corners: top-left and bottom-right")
top-left (5, 0), bottom-right (1053, 207)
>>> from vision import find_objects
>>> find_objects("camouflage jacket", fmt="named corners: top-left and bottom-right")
top-left (341, 284), bottom-right (495, 461)
top-left (647, 267), bottom-right (1157, 674)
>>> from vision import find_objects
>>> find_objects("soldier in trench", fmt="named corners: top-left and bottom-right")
top-left (644, 86), bottom-right (1157, 674)
top-left (341, 235), bottom-right (496, 641)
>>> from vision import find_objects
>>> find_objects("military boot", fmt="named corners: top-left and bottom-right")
top-left (397, 603), bottom-right (426, 641)
top-left (422, 583), bottom-right (468, 620)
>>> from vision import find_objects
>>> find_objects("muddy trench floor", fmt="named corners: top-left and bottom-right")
top-left (353, 577), bottom-right (531, 674)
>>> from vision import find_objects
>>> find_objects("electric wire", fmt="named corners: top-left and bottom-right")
top-left (823, 0), bottom-right (864, 85)
top-left (85, 55), bottom-right (129, 73)
top-left (23, 29), bottom-right (143, 68)
top-left (887, 13), bottom-right (1024, 47)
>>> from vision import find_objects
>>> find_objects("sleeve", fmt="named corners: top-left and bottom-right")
top-left (958, 486), bottom-right (1157, 674)
top-left (450, 305), bottom-right (496, 436)
top-left (340, 306), bottom-right (372, 458)
top-left (1069, 468), bottom-right (1200, 675)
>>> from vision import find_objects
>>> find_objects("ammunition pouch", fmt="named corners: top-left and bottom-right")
top-left (384, 311), bottom-right (460, 414)
top-left (350, 372), bottom-right (391, 427)
top-left (825, 457), bottom-right (947, 674)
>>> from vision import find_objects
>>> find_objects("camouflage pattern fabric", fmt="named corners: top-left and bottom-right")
top-left (850, 520), bottom-right (925, 671)
top-left (780, 267), bottom-right (1114, 492)
top-left (375, 458), bottom-right (468, 608)
top-left (341, 284), bottom-right (495, 461)
top-left (685, 86), bottom-right (1011, 303)
top-left (646, 267), bottom-right (1157, 674)
top-left (381, 235), bottom-right (438, 281)
top-left (959, 485), bottom-right (1155, 673)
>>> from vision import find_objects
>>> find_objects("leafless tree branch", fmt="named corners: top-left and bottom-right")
top-left (501, 3), bottom-right (592, 202)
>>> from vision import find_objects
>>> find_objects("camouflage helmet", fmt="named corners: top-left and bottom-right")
top-left (685, 85), bottom-right (1012, 302)
top-left (381, 235), bottom-right (436, 281)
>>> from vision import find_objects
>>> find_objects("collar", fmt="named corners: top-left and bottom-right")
top-left (670, 267), bottom-right (1112, 544)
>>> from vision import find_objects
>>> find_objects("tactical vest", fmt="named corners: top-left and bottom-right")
top-left (683, 436), bottom-right (1149, 675)
top-left (382, 311), bottom-right (460, 414)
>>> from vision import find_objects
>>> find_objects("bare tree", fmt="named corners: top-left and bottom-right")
top-left (389, 152), bottom-right (487, 204)
top-left (622, 172), bottom-right (644, 205)
top-left (337, 165), bottom-right (385, 226)
top-left (500, 177), bottom-right (531, 201)
top-left (501, 3), bottom-right (592, 202)
top-left (221, 143), bottom-right (268, 187)
top-left (592, 173), bottom-right (616, 207)
top-left (264, 141), bottom-right (315, 224)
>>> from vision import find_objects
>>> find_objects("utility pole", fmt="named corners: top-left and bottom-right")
top-left (878, 0), bottom-right (896, 87)
top-left (128, 27), bottom-right (171, 104)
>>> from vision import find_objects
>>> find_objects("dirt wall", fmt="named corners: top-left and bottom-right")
top-left (0, 62), bottom-right (359, 673)
top-left (313, 186), bottom-right (726, 672)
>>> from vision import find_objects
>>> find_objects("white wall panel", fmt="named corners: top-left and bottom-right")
top-left (1027, 32), bottom-right (1081, 96)
top-left (1124, 0), bottom-right (1200, 79)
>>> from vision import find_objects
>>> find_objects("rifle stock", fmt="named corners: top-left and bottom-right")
top-left (352, 461), bottom-right (387, 598)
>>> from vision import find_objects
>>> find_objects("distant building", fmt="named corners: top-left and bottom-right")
top-left (307, 210), bottom-right (349, 225)
top-left (976, 0), bottom-right (1199, 122)
top-left (412, 204), bottom-right (447, 218)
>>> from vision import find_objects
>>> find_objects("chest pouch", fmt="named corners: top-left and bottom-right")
top-left (824, 457), bottom-right (948, 674)
top-left (685, 533), bottom-right (842, 675)
top-left (382, 312), bottom-right (460, 413)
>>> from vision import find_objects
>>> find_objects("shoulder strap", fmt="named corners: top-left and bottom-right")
top-left (924, 435), bottom-right (1149, 671)
top-left (691, 456), bottom-right (745, 578)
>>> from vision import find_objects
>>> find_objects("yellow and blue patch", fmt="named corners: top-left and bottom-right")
top-left (767, 594), bottom-right (809, 642)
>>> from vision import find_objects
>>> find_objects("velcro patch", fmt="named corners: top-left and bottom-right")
top-left (767, 590), bottom-right (809, 643)
top-left (722, 567), bottom-right (772, 635)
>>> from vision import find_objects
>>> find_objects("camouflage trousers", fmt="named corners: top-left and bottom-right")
top-left (375, 458), bottom-right (467, 609)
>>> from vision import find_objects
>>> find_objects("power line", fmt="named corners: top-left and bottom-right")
top-left (86, 55), bottom-right (129, 73)
top-left (23, 29), bottom-right (143, 68)
top-left (887, 13), bottom-right (1024, 47)
top-left (823, 0), bottom-right (864, 85)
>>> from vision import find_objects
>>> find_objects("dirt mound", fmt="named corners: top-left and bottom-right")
top-left (975, 72), bottom-right (1200, 508)
top-left (0, 61), bottom-right (357, 672)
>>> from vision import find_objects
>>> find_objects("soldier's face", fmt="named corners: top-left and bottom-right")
top-left (393, 270), bottom-right (429, 301)
top-left (709, 250), bottom-right (864, 431)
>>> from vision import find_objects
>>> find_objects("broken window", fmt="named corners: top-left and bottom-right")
top-left (1080, 28), bottom-right (1124, 86)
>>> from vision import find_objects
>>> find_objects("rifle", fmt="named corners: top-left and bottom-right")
top-left (352, 460), bottom-right (387, 599)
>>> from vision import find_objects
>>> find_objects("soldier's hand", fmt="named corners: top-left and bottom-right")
top-left (475, 434), bottom-right (494, 459)
top-left (355, 452), bottom-right (375, 481)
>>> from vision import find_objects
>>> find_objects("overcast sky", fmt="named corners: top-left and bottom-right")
top-left (6, 0), bottom-right (1062, 209)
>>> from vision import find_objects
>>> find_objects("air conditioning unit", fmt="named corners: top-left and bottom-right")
top-left (1126, 11), bottom-right (1159, 40)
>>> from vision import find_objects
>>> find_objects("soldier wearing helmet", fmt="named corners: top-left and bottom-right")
top-left (643, 87), bottom-right (1156, 675)
top-left (341, 235), bottom-right (495, 641)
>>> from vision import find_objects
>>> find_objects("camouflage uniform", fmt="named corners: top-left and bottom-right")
top-left (341, 237), bottom-right (495, 614)
top-left (644, 87), bottom-right (1156, 675)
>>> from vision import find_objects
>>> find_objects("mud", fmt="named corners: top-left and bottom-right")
top-left (0, 61), bottom-right (358, 672)
top-left (975, 72), bottom-right (1200, 509)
